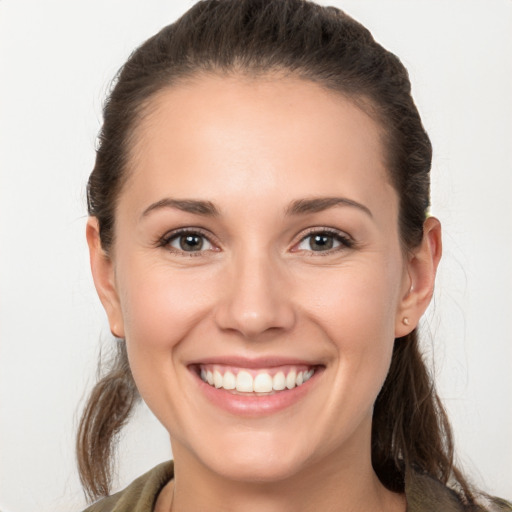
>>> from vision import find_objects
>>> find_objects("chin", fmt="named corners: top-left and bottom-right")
top-left (188, 428), bottom-right (317, 484)
top-left (212, 454), bottom-right (307, 484)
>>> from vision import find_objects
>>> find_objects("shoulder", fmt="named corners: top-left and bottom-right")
top-left (406, 468), bottom-right (467, 512)
top-left (81, 461), bottom-right (174, 512)
top-left (406, 467), bottom-right (512, 512)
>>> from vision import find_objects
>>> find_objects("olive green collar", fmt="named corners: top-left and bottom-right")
top-left (84, 460), bottom-right (475, 512)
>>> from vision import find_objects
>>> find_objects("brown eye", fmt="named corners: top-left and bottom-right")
top-left (179, 234), bottom-right (204, 251)
top-left (166, 232), bottom-right (214, 253)
top-left (296, 231), bottom-right (352, 253)
top-left (309, 234), bottom-right (334, 251)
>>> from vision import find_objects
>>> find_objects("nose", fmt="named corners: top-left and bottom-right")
top-left (214, 251), bottom-right (296, 340)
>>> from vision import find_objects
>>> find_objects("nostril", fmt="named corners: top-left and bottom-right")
top-left (214, 296), bottom-right (297, 339)
top-left (212, 258), bottom-right (297, 338)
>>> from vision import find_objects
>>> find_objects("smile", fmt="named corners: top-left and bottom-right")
top-left (198, 364), bottom-right (316, 393)
top-left (189, 359), bottom-right (323, 416)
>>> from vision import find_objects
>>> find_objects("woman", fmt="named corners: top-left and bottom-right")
top-left (77, 1), bottom-right (511, 510)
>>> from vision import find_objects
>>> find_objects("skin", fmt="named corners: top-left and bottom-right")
top-left (87, 75), bottom-right (441, 511)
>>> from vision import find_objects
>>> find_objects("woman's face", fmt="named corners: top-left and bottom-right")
top-left (91, 75), bottom-right (419, 483)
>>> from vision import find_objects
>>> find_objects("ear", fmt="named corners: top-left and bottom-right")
top-left (86, 217), bottom-right (125, 339)
top-left (395, 216), bottom-right (442, 337)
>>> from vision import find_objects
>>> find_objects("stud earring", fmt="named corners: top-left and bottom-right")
top-left (402, 317), bottom-right (410, 326)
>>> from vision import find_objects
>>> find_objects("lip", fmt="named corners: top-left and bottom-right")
top-left (188, 355), bottom-right (322, 369)
top-left (188, 357), bottom-right (324, 417)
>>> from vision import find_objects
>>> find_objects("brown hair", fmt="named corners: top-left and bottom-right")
top-left (78, 0), bottom-right (477, 504)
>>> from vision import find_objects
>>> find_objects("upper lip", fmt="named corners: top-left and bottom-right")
top-left (187, 355), bottom-right (324, 369)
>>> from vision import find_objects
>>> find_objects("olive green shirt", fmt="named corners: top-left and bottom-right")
top-left (82, 461), bottom-right (511, 512)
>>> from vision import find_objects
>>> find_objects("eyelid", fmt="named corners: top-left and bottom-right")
top-left (157, 227), bottom-right (220, 254)
top-left (291, 227), bottom-right (355, 253)
top-left (155, 226), bottom-right (354, 255)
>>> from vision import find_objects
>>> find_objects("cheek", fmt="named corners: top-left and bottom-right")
top-left (118, 261), bottom-right (217, 350)
top-left (297, 259), bottom-right (402, 344)
top-left (297, 259), bottom-right (403, 407)
top-left (115, 258), bottom-right (220, 424)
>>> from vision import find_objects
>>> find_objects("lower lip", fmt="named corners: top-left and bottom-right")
top-left (191, 369), bottom-right (321, 417)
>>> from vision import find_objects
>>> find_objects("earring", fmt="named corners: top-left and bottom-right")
top-left (402, 317), bottom-right (410, 326)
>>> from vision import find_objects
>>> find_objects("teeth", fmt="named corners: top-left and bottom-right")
top-left (213, 370), bottom-right (223, 388)
top-left (236, 370), bottom-right (253, 392)
top-left (272, 371), bottom-right (286, 391)
top-left (304, 369), bottom-right (314, 382)
top-left (254, 373), bottom-right (273, 393)
top-left (200, 366), bottom-right (315, 393)
top-left (223, 371), bottom-right (236, 390)
top-left (286, 370), bottom-right (296, 389)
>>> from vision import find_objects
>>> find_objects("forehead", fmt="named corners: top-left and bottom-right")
top-left (122, 74), bottom-right (395, 220)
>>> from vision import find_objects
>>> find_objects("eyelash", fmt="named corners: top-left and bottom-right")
top-left (157, 227), bottom-right (354, 256)
top-left (293, 227), bottom-right (354, 255)
top-left (157, 228), bottom-right (217, 257)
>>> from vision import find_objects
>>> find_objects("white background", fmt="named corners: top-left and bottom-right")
top-left (0, 1), bottom-right (511, 511)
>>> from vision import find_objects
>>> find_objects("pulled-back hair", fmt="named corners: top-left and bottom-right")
top-left (78, 0), bottom-right (475, 504)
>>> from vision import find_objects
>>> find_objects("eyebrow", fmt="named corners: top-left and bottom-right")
top-left (285, 197), bottom-right (373, 218)
top-left (141, 198), bottom-right (220, 218)
top-left (141, 196), bottom-right (372, 220)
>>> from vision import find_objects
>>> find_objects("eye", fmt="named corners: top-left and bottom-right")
top-left (295, 230), bottom-right (353, 253)
top-left (160, 229), bottom-right (215, 255)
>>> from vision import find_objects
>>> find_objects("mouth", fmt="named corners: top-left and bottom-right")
top-left (188, 359), bottom-right (324, 416)
top-left (194, 364), bottom-right (317, 394)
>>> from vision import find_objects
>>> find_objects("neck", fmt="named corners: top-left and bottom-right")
top-left (166, 429), bottom-right (405, 512)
